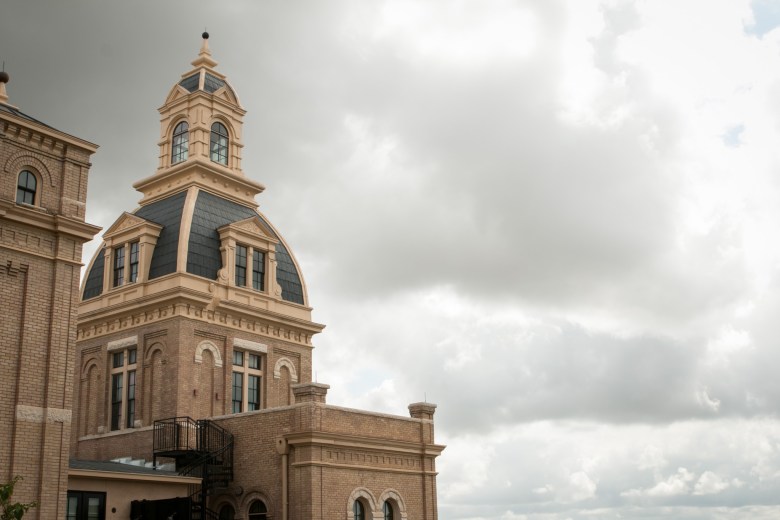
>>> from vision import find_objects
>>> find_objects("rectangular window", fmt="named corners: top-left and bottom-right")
top-left (252, 250), bottom-right (265, 291)
top-left (235, 245), bottom-right (247, 286)
top-left (128, 242), bottom-right (139, 283)
top-left (110, 373), bottom-right (123, 431)
top-left (232, 372), bottom-right (243, 413)
top-left (231, 350), bottom-right (264, 414)
top-left (126, 370), bottom-right (136, 428)
top-left (109, 347), bottom-right (137, 432)
top-left (113, 245), bottom-right (125, 287)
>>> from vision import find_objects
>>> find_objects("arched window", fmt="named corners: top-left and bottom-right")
top-left (210, 122), bottom-right (229, 165)
top-left (248, 500), bottom-right (267, 520)
top-left (218, 504), bottom-right (235, 520)
top-left (353, 500), bottom-right (365, 520)
top-left (16, 170), bottom-right (37, 205)
top-left (383, 500), bottom-right (394, 520)
top-left (171, 121), bottom-right (189, 164)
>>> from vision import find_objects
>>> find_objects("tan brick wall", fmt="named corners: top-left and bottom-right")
top-left (1, 115), bottom-right (96, 519)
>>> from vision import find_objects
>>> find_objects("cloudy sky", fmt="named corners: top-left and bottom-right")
top-left (5, 0), bottom-right (780, 518)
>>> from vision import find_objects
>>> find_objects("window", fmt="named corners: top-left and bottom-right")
top-left (384, 501), bottom-right (394, 520)
top-left (252, 250), bottom-right (265, 291)
top-left (210, 122), bottom-right (229, 165)
top-left (113, 245), bottom-right (125, 287)
top-left (353, 500), bottom-right (365, 520)
top-left (171, 121), bottom-right (189, 164)
top-left (110, 347), bottom-right (137, 431)
top-left (16, 170), bottom-right (37, 205)
top-left (218, 504), bottom-right (235, 520)
top-left (248, 500), bottom-right (267, 520)
top-left (112, 242), bottom-right (139, 287)
top-left (235, 245), bottom-right (247, 287)
top-left (67, 491), bottom-right (105, 520)
top-left (232, 350), bottom-right (263, 413)
top-left (233, 244), bottom-right (266, 292)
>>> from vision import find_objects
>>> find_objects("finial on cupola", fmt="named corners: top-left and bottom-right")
top-left (192, 29), bottom-right (218, 68)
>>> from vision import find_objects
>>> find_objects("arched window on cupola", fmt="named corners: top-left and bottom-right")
top-left (210, 122), bottom-right (229, 165)
top-left (171, 121), bottom-right (189, 164)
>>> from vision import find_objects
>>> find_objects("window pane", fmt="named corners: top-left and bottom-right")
top-left (235, 245), bottom-right (247, 286)
top-left (210, 122), bottom-right (229, 165)
top-left (354, 501), bottom-right (364, 520)
top-left (113, 246), bottom-right (125, 287)
top-left (111, 373), bottom-right (123, 431)
top-left (248, 375), bottom-right (260, 411)
top-left (252, 251), bottom-right (265, 291)
top-left (113, 352), bottom-right (124, 368)
top-left (248, 354), bottom-right (260, 370)
top-left (126, 370), bottom-right (136, 428)
top-left (172, 121), bottom-right (189, 164)
top-left (86, 496), bottom-right (101, 520)
top-left (128, 348), bottom-right (137, 365)
top-left (384, 501), bottom-right (394, 520)
top-left (66, 495), bottom-right (79, 520)
top-left (129, 242), bottom-right (139, 283)
top-left (232, 372), bottom-right (243, 413)
top-left (233, 351), bottom-right (244, 366)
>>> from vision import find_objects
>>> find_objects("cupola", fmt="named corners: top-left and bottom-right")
top-left (133, 32), bottom-right (263, 207)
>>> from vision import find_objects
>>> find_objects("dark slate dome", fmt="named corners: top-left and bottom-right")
top-left (82, 190), bottom-right (305, 305)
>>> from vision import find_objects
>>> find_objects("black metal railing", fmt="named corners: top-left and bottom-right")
top-left (153, 417), bottom-right (234, 519)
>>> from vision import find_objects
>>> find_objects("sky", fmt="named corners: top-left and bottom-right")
top-left (3, 0), bottom-right (780, 518)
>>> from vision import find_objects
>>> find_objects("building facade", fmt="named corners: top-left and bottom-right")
top-left (0, 73), bottom-right (101, 518)
top-left (70, 35), bottom-right (444, 519)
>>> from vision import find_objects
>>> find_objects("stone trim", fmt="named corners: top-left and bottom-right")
top-left (195, 339), bottom-right (224, 367)
top-left (107, 335), bottom-right (138, 351)
top-left (16, 405), bottom-right (72, 424)
top-left (273, 357), bottom-right (298, 382)
top-left (378, 489), bottom-right (408, 520)
top-left (347, 488), bottom-right (377, 520)
top-left (233, 337), bottom-right (267, 354)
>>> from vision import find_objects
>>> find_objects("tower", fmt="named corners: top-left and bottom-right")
top-left (71, 34), bottom-right (443, 520)
top-left (0, 71), bottom-right (100, 519)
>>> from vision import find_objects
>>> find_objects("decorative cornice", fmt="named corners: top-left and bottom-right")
top-left (78, 297), bottom-right (322, 347)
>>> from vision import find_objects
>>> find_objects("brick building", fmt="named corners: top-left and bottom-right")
top-left (0, 71), bottom-right (101, 517)
top-left (69, 34), bottom-right (444, 519)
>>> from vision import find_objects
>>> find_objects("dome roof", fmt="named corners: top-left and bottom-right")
top-left (82, 189), bottom-right (305, 305)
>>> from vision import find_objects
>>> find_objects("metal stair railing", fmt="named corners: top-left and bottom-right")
top-left (153, 417), bottom-right (234, 519)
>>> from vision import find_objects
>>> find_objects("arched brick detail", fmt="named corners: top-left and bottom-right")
top-left (3, 152), bottom-right (54, 187)
top-left (239, 490), bottom-right (273, 519)
top-left (273, 357), bottom-right (298, 382)
top-left (347, 488), bottom-right (377, 520)
top-left (143, 341), bottom-right (165, 364)
top-left (194, 340), bottom-right (223, 367)
top-left (378, 489), bottom-right (408, 520)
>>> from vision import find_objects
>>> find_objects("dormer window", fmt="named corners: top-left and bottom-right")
top-left (171, 121), bottom-right (189, 164)
top-left (16, 170), bottom-right (37, 205)
top-left (210, 122), bottom-right (229, 165)
top-left (113, 241), bottom-right (139, 287)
